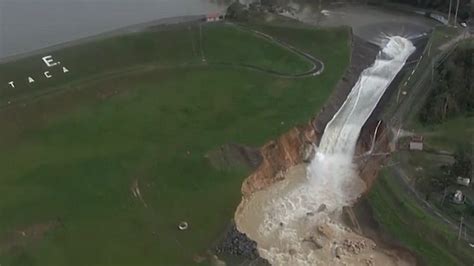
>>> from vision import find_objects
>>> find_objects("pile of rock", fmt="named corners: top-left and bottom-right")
top-left (363, 257), bottom-right (375, 266)
top-left (341, 238), bottom-right (375, 255)
top-left (215, 224), bottom-right (262, 261)
top-left (302, 235), bottom-right (324, 249)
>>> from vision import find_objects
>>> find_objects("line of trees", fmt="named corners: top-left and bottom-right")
top-left (419, 46), bottom-right (474, 124)
top-left (452, 145), bottom-right (472, 179)
top-left (246, 0), bottom-right (472, 21)
top-left (383, 0), bottom-right (472, 21)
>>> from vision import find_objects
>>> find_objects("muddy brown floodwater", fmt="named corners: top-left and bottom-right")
top-left (236, 164), bottom-right (414, 266)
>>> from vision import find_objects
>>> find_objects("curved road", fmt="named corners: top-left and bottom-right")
top-left (201, 23), bottom-right (325, 78)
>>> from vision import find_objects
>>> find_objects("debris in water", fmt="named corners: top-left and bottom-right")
top-left (317, 204), bottom-right (327, 213)
top-left (335, 246), bottom-right (344, 259)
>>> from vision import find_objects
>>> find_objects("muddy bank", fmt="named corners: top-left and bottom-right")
top-left (349, 198), bottom-right (424, 266)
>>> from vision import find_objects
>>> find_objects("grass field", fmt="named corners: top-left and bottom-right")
top-left (369, 170), bottom-right (474, 266)
top-left (411, 116), bottom-right (474, 152)
top-left (0, 21), bottom-right (350, 265)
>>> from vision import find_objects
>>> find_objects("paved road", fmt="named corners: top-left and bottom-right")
top-left (390, 28), bottom-right (473, 129)
top-left (213, 23), bottom-right (325, 78)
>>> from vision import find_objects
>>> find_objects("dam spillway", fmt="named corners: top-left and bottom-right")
top-left (315, 36), bottom-right (416, 156)
top-left (305, 36), bottom-right (416, 211)
top-left (235, 36), bottom-right (415, 265)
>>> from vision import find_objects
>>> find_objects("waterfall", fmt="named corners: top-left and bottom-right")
top-left (316, 36), bottom-right (415, 155)
top-left (305, 36), bottom-right (416, 210)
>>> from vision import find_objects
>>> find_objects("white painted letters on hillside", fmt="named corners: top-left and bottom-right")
top-left (42, 55), bottom-right (59, 67)
top-left (4, 54), bottom-right (71, 89)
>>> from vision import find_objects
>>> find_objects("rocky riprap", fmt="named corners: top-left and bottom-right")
top-left (215, 223), bottom-right (269, 265)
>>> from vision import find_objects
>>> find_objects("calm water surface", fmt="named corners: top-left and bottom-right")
top-left (0, 0), bottom-right (228, 59)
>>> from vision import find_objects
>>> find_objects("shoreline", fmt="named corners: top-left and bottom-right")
top-left (0, 15), bottom-right (205, 64)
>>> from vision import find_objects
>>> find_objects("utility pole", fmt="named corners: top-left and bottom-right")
top-left (454, 0), bottom-right (460, 26)
top-left (441, 188), bottom-right (447, 206)
top-left (427, 38), bottom-right (433, 57)
top-left (432, 60), bottom-right (434, 84)
top-left (458, 215), bottom-right (464, 241)
top-left (448, 0), bottom-right (453, 25)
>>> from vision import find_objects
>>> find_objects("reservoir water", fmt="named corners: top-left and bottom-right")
top-left (0, 0), bottom-right (228, 60)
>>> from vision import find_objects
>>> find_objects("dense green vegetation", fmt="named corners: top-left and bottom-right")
top-left (419, 43), bottom-right (474, 124)
top-left (385, 0), bottom-right (472, 21)
top-left (242, 0), bottom-right (472, 21)
top-left (411, 43), bottom-right (473, 193)
top-left (0, 21), bottom-right (350, 265)
top-left (452, 145), bottom-right (472, 179)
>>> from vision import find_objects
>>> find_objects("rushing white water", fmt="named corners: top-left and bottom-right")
top-left (316, 36), bottom-right (416, 156)
top-left (236, 36), bottom-right (415, 266)
top-left (304, 36), bottom-right (416, 210)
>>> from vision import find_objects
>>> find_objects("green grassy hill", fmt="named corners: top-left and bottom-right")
top-left (0, 21), bottom-right (349, 265)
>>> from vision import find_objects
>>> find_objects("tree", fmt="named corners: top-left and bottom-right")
top-left (452, 145), bottom-right (472, 178)
top-left (226, 2), bottom-right (249, 21)
top-left (430, 165), bottom-right (454, 191)
top-left (419, 47), bottom-right (474, 124)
